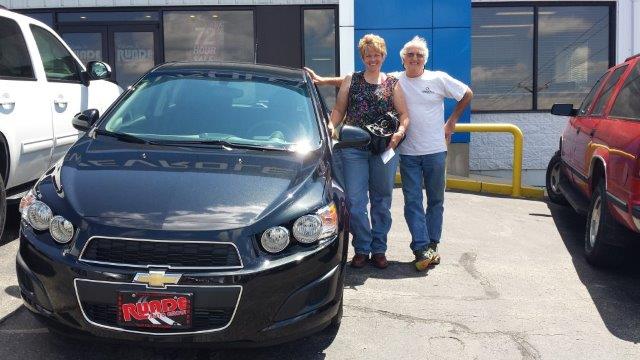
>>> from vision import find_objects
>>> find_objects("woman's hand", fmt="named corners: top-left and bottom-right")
top-left (387, 130), bottom-right (405, 150)
top-left (304, 67), bottom-right (325, 84)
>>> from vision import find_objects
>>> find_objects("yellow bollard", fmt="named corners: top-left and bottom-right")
top-left (454, 123), bottom-right (524, 197)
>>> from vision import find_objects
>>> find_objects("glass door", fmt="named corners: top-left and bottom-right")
top-left (60, 24), bottom-right (160, 88)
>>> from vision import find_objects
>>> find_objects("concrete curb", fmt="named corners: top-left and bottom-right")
top-left (394, 174), bottom-right (545, 200)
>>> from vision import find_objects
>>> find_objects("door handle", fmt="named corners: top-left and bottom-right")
top-left (54, 95), bottom-right (67, 106)
top-left (0, 93), bottom-right (15, 110)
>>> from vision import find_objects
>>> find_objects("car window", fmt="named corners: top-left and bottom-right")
top-left (591, 65), bottom-right (627, 117)
top-left (610, 62), bottom-right (640, 121)
top-left (577, 73), bottom-right (607, 116)
top-left (0, 17), bottom-right (35, 80)
top-left (101, 72), bottom-right (322, 150)
top-left (30, 25), bottom-right (81, 82)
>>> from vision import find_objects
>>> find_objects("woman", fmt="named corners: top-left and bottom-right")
top-left (329, 34), bottom-right (409, 269)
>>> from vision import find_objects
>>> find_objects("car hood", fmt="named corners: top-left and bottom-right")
top-left (58, 137), bottom-right (324, 231)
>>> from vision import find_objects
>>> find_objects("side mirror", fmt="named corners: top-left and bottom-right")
top-left (333, 125), bottom-right (370, 150)
top-left (72, 109), bottom-right (99, 131)
top-left (551, 104), bottom-right (577, 116)
top-left (81, 61), bottom-right (112, 86)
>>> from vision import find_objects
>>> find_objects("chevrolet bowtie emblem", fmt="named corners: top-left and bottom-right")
top-left (133, 270), bottom-right (181, 288)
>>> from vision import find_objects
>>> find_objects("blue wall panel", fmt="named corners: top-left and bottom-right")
top-left (354, 0), bottom-right (471, 144)
top-left (433, 28), bottom-right (471, 143)
top-left (433, 0), bottom-right (471, 28)
top-left (354, 29), bottom-right (433, 73)
top-left (354, 0), bottom-right (432, 29)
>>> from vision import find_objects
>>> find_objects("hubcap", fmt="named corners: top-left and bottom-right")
top-left (589, 195), bottom-right (602, 248)
top-left (550, 162), bottom-right (561, 194)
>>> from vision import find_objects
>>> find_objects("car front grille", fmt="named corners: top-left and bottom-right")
top-left (80, 237), bottom-right (242, 269)
top-left (82, 302), bottom-right (234, 333)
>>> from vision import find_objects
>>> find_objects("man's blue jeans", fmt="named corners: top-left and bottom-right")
top-left (339, 148), bottom-right (399, 255)
top-left (399, 152), bottom-right (447, 251)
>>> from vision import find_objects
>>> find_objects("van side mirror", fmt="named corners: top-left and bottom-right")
top-left (551, 104), bottom-right (577, 116)
top-left (72, 109), bottom-right (99, 131)
top-left (81, 61), bottom-right (112, 86)
top-left (333, 125), bottom-right (370, 150)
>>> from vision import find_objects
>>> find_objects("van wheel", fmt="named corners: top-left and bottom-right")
top-left (546, 152), bottom-right (568, 205)
top-left (585, 180), bottom-right (620, 266)
top-left (0, 176), bottom-right (6, 242)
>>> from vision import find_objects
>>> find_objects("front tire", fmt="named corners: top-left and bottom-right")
top-left (546, 152), bottom-right (568, 205)
top-left (585, 180), bottom-right (620, 266)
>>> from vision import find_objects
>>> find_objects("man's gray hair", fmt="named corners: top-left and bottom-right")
top-left (399, 36), bottom-right (429, 63)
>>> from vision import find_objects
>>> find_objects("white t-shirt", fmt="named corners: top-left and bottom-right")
top-left (389, 70), bottom-right (469, 156)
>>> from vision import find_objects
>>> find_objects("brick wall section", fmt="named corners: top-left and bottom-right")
top-left (469, 113), bottom-right (569, 171)
top-left (3, 0), bottom-right (338, 8)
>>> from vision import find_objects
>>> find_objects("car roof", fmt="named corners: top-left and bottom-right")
top-left (152, 62), bottom-right (306, 81)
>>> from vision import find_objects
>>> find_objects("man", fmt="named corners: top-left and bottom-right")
top-left (306, 35), bottom-right (473, 271)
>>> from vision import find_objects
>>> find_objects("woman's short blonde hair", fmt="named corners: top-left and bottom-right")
top-left (399, 36), bottom-right (429, 63)
top-left (358, 34), bottom-right (387, 58)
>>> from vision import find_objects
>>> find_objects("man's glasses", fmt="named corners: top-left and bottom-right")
top-left (405, 52), bottom-right (425, 59)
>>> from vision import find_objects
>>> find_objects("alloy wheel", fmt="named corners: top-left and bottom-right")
top-left (589, 195), bottom-right (602, 248)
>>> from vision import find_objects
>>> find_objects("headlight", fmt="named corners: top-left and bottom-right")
top-left (49, 216), bottom-right (74, 244)
top-left (19, 190), bottom-right (36, 216)
top-left (25, 200), bottom-right (53, 231)
top-left (293, 215), bottom-right (322, 243)
top-left (261, 226), bottom-right (290, 253)
top-left (292, 202), bottom-right (338, 243)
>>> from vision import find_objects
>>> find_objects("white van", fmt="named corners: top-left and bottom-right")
top-left (0, 8), bottom-right (122, 238)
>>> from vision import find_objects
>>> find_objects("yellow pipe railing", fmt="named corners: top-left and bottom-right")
top-left (454, 123), bottom-right (524, 197)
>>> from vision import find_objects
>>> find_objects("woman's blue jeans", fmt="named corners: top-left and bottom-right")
top-left (338, 148), bottom-right (399, 255)
top-left (399, 152), bottom-right (447, 251)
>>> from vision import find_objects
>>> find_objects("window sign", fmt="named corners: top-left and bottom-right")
top-left (62, 33), bottom-right (103, 65)
top-left (115, 32), bottom-right (155, 88)
top-left (163, 11), bottom-right (254, 63)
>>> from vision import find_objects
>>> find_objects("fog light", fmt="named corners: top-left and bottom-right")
top-left (26, 201), bottom-right (53, 231)
top-left (50, 216), bottom-right (74, 244)
top-left (261, 226), bottom-right (290, 253)
top-left (293, 215), bottom-right (322, 243)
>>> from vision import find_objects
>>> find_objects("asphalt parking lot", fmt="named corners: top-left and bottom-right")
top-left (1, 190), bottom-right (640, 359)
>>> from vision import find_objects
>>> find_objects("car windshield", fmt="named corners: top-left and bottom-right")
top-left (100, 71), bottom-right (321, 151)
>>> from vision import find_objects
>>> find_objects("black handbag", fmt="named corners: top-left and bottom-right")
top-left (365, 112), bottom-right (400, 155)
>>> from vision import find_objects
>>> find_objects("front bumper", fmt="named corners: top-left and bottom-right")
top-left (16, 227), bottom-right (345, 345)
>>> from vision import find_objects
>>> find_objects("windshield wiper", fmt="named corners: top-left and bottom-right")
top-left (165, 139), bottom-right (289, 152)
top-left (94, 128), bottom-right (156, 145)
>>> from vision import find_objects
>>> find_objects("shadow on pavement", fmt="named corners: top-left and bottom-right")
top-left (547, 202), bottom-right (640, 343)
top-left (0, 305), bottom-right (338, 360)
top-left (344, 261), bottom-right (429, 288)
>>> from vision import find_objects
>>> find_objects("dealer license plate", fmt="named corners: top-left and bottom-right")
top-left (117, 291), bottom-right (192, 329)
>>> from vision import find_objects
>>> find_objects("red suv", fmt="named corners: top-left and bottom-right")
top-left (546, 53), bottom-right (640, 266)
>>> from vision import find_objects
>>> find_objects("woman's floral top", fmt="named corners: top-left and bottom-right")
top-left (344, 71), bottom-right (398, 129)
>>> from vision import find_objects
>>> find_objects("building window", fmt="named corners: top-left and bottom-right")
top-left (304, 8), bottom-right (337, 109)
top-left (163, 11), bottom-right (254, 63)
top-left (472, 4), bottom-right (613, 111)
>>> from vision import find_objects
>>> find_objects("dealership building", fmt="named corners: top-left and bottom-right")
top-left (4, 0), bottom-right (640, 185)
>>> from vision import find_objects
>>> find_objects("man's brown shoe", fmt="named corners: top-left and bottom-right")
top-left (371, 253), bottom-right (388, 269)
top-left (350, 254), bottom-right (368, 268)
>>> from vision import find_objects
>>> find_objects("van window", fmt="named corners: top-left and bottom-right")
top-left (591, 66), bottom-right (627, 116)
top-left (0, 17), bottom-right (35, 80)
top-left (610, 62), bottom-right (640, 121)
top-left (30, 25), bottom-right (81, 82)
top-left (577, 73), bottom-right (606, 116)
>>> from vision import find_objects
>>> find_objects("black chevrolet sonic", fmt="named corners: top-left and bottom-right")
top-left (16, 63), bottom-right (369, 345)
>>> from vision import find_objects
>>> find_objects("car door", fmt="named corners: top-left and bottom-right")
top-left (29, 24), bottom-right (85, 165)
top-left (0, 15), bottom-right (54, 189)
top-left (601, 61), bottom-right (640, 205)
top-left (563, 72), bottom-right (608, 182)
top-left (574, 65), bottom-right (627, 190)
